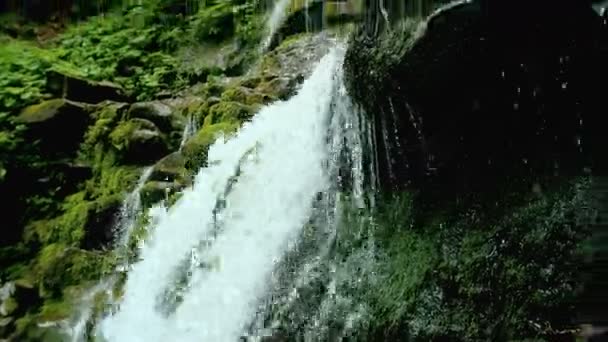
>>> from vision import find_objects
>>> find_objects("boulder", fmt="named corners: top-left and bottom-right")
top-left (140, 181), bottom-right (184, 207)
top-left (81, 194), bottom-right (123, 250)
top-left (128, 101), bottom-right (183, 133)
top-left (150, 152), bottom-right (188, 185)
top-left (205, 101), bottom-right (257, 125)
top-left (16, 99), bottom-right (91, 157)
top-left (110, 119), bottom-right (169, 165)
top-left (0, 316), bottom-right (14, 338)
top-left (345, 0), bottom-right (608, 191)
top-left (181, 121), bottom-right (241, 172)
top-left (46, 69), bottom-right (128, 103)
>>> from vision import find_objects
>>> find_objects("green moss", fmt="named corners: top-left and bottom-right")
top-left (27, 192), bottom-right (90, 246)
top-left (221, 86), bottom-right (274, 106)
top-left (207, 101), bottom-right (257, 124)
top-left (109, 120), bottom-right (140, 152)
top-left (364, 178), bottom-right (591, 340)
top-left (17, 100), bottom-right (65, 123)
top-left (182, 121), bottom-right (241, 172)
top-left (36, 244), bottom-right (109, 298)
top-left (38, 300), bottom-right (73, 321)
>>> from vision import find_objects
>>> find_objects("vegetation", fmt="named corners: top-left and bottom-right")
top-left (363, 178), bottom-right (591, 341)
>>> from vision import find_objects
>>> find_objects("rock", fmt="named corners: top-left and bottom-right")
top-left (110, 119), bottom-right (169, 165)
top-left (46, 69), bottom-right (128, 103)
top-left (140, 181), bottom-right (183, 207)
top-left (182, 121), bottom-right (241, 172)
top-left (0, 316), bottom-right (14, 338)
top-left (255, 33), bottom-right (333, 97)
top-left (205, 101), bottom-right (257, 126)
top-left (0, 281), bottom-right (39, 319)
top-left (16, 99), bottom-right (92, 157)
top-left (128, 101), bottom-right (183, 133)
top-left (221, 86), bottom-right (275, 106)
top-left (345, 0), bottom-right (608, 191)
top-left (255, 76), bottom-right (294, 101)
top-left (150, 152), bottom-right (188, 185)
top-left (81, 194), bottom-right (123, 250)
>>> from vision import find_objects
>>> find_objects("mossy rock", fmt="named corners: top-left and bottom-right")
top-left (46, 69), bottom-right (128, 104)
top-left (182, 121), bottom-right (241, 172)
top-left (140, 181), bottom-right (183, 208)
top-left (81, 194), bottom-right (123, 250)
top-left (150, 152), bottom-right (188, 184)
top-left (220, 86), bottom-right (275, 106)
top-left (109, 119), bottom-right (169, 165)
top-left (128, 101), bottom-right (183, 134)
top-left (36, 244), bottom-right (109, 299)
top-left (255, 76), bottom-right (296, 101)
top-left (206, 101), bottom-right (257, 125)
top-left (0, 316), bottom-right (14, 337)
top-left (16, 99), bottom-right (92, 157)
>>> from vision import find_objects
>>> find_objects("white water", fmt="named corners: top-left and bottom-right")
top-left (179, 115), bottom-right (197, 151)
top-left (69, 167), bottom-right (153, 342)
top-left (261, 0), bottom-right (291, 50)
top-left (99, 47), bottom-right (345, 342)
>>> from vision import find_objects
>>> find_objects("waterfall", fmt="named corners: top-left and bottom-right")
top-left (261, 0), bottom-right (291, 50)
top-left (97, 46), bottom-right (370, 342)
top-left (179, 115), bottom-right (197, 151)
top-left (68, 167), bottom-right (153, 342)
top-left (244, 60), bottom-right (378, 340)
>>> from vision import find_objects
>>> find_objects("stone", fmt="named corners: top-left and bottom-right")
top-left (0, 316), bottom-right (14, 338)
top-left (345, 0), bottom-right (608, 190)
top-left (46, 69), bottom-right (128, 103)
top-left (128, 101), bottom-right (181, 133)
top-left (110, 119), bottom-right (169, 165)
top-left (150, 152), bottom-right (188, 185)
top-left (16, 99), bottom-right (91, 157)
top-left (140, 181), bottom-right (184, 207)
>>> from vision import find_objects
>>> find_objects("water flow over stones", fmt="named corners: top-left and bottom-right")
top-left (68, 167), bottom-right (153, 342)
top-left (245, 64), bottom-right (379, 341)
top-left (98, 46), bottom-right (353, 342)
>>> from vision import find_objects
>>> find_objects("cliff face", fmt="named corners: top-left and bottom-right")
top-left (342, 0), bottom-right (608, 339)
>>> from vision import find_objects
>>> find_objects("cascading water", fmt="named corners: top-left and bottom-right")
top-left (179, 115), bottom-right (197, 151)
top-left (97, 45), bottom-right (375, 342)
top-left (68, 167), bottom-right (153, 342)
top-left (261, 0), bottom-right (291, 50)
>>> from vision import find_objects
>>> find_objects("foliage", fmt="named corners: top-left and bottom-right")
top-left (366, 178), bottom-right (591, 341)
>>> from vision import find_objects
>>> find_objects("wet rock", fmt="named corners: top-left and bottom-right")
top-left (128, 101), bottom-right (183, 133)
top-left (0, 316), bottom-right (14, 337)
top-left (46, 69), bottom-right (128, 103)
top-left (0, 281), bottom-right (40, 320)
top-left (110, 119), bottom-right (169, 165)
top-left (345, 0), bottom-right (608, 191)
top-left (150, 152), bottom-right (188, 185)
top-left (81, 194), bottom-right (123, 250)
top-left (255, 33), bottom-right (333, 97)
top-left (16, 99), bottom-right (92, 157)
top-left (140, 181), bottom-right (183, 207)
top-left (205, 101), bottom-right (257, 125)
